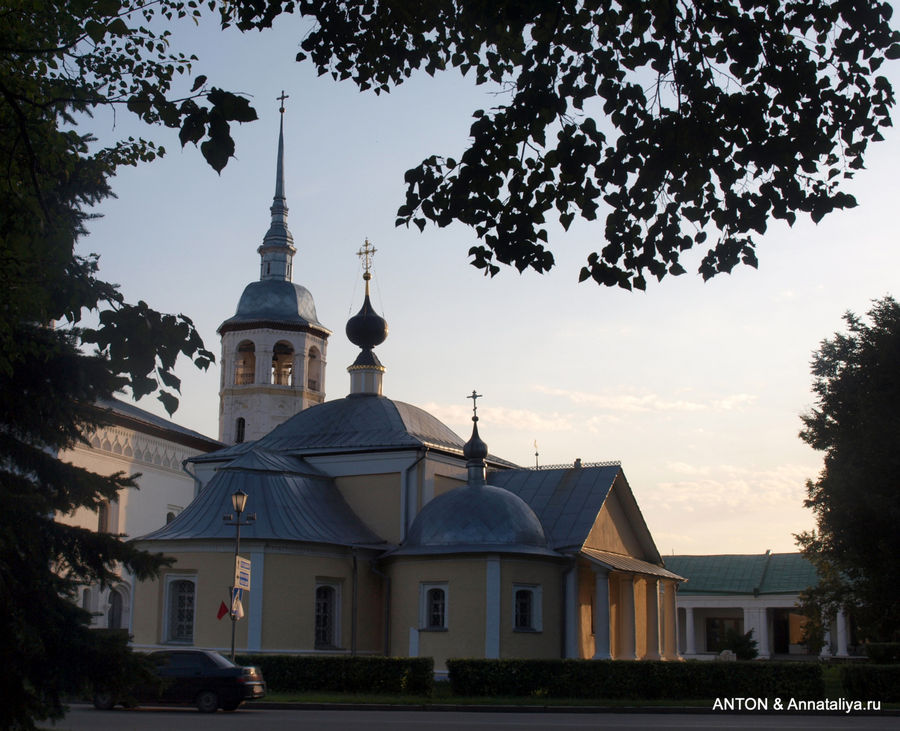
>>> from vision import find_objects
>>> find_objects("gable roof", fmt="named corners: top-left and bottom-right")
top-left (96, 398), bottom-right (222, 453)
top-left (488, 465), bottom-right (620, 552)
top-left (665, 553), bottom-right (819, 595)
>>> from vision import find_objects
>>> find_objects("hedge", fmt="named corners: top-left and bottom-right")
top-left (840, 665), bottom-right (900, 702)
top-left (235, 655), bottom-right (433, 696)
top-left (863, 643), bottom-right (900, 664)
top-left (447, 659), bottom-right (824, 700)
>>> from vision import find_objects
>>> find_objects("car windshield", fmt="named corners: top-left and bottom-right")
top-left (206, 651), bottom-right (238, 669)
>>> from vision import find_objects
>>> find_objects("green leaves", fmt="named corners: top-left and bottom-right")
top-left (244, 0), bottom-right (897, 288)
top-left (799, 297), bottom-right (900, 641)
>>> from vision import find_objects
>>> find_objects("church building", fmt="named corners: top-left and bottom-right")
top-left (130, 107), bottom-right (683, 671)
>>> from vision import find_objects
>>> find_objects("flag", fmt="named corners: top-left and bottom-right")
top-left (231, 588), bottom-right (244, 620)
top-left (216, 601), bottom-right (228, 620)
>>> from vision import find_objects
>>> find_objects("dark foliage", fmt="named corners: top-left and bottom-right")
top-left (235, 654), bottom-right (434, 695)
top-left (446, 658), bottom-right (823, 699)
top-left (227, 1), bottom-right (897, 288)
top-left (797, 297), bottom-right (900, 642)
top-left (0, 2), bottom-right (235, 727)
top-left (840, 664), bottom-right (900, 701)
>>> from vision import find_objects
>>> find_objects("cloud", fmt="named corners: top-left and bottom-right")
top-left (533, 385), bottom-right (756, 414)
top-left (420, 402), bottom-right (574, 433)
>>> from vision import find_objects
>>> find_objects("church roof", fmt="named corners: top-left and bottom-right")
top-left (96, 397), bottom-right (221, 452)
top-left (488, 464), bottom-right (621, 552)
top-left (253, 394), bottom-right (471, 455)
top-left (218, 279), bottom-right (329, 333)
top-left (389, 482), bottom-right (559, 558)
top-left (136, 449), bottom-right (385, 547)
top-left (665, 553), bottom-right (819, 595)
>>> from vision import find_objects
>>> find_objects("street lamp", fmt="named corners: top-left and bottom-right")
top-left (224, 488), bottom-right (255, 661)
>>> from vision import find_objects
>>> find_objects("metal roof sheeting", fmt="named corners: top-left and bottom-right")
top-left (665, 553), bottom-right (819, 595)
top-left (582, 547), bottom-right (684, 581)
top-left (255, 395), bottom-right (467, 453)
top-left (136, 450), bottom-right (385, 548)
top-left (488, 465), bottom-right (621, 551)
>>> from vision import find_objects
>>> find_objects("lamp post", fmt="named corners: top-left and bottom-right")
top-left (224, 489), bottom-right (255, 661)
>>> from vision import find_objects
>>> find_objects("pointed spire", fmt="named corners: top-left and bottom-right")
top-left (464, 390), bottom-right (488, 486)
top-left (258, 91), bottom-right (296, 282)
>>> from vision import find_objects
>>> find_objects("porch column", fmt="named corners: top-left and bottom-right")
top-left (619, 574), bottom-right (637, 660)
top-left (642, 577), bottom-right (661, 660)
top-left (661, 580), bottom-right (677, 659)
top-left (592, 567), bottom-right (611, 659)
top-left (564, 565), bottom-right (579, 658)
top-left (836, 609), bottom-right (849, 657)
top-left (684, 606), bottom-right (696, 656)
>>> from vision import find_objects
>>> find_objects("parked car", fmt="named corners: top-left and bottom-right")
top-left (93, 649), bottom-right (266, 713)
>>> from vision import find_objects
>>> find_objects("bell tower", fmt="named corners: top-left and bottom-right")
top-left (217, 93), bottom-right (331, 445)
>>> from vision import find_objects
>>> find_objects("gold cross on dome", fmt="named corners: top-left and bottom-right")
top-left (356, 238), bottom-right (377, 277)
top-left (277, 90), bottom-right (289, 114)
top-left (467, 390), bottom-right (482, 418)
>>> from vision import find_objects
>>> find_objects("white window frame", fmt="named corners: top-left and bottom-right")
top-left (419, 582), bottom-right (449, 631)
top-left (314, 581), bottom-right (342, 649)
top-left (512, 584), bottom-right (543, 632)
top-left (162, 575), bottom-right (197, 645)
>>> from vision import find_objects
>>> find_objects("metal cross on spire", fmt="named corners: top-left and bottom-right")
top-left (356, 238), bottom-right (377, 281)
top-left (467, 390), bottom-right (482, 419)
top-left (277, 90), bottom-right (289, 115)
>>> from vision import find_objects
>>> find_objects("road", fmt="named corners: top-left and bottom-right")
top-left (45, 705), bottom-right (899, 731)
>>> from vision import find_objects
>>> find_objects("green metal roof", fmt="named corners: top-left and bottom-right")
top-left (664, 553), bottom-right (819, 595)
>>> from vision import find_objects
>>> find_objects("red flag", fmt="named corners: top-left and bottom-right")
top-left (216, 601), bottom-right (228, 620)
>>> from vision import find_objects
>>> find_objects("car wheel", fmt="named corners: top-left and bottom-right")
top-left (93, 692), bottom-right (115, 710)
top-left (196, 689), bottom-right (219, 713)
top-left (222, 701), bottom-right (242, 712)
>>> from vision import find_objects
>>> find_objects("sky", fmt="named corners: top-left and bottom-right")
top-left (77, 10), bottom-right (900, 557)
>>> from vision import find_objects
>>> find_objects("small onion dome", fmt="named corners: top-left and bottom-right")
top-left (345, 290), bottom-right (388, 351)
top-left (463, 418), bottom-right (488, 461)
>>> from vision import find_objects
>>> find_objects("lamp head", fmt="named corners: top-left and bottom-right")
top-left (231, 489), bottom-right (249, 514)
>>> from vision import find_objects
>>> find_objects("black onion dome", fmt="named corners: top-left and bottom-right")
top-left (463, 419), bottom-right (488, 461)
top-left (346, 292), bottom-right (388, 350)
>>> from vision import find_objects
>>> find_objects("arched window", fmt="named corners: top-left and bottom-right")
top-left (108, 589), bottom-right (124, 630)
top-left (307, 346), bottom-right (321, 391)
top-left (167, 579), bottom-right (195, 643)
top-left (235, 417), bottom-right (246, 444)
top-left (272, 341), bottom-right (294, 386)
top-left (81, 588), bottom-right (91, 611)
top-left (234, 341), bottom-right (256, 385)
top-left (315, 584), bottom-right (338, 648)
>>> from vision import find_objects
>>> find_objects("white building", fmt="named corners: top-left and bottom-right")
top-left (57, 398), bottom-right (221, 631)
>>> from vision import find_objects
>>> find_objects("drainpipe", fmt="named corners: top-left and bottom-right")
top-left (180, 458), bottom-right (202, 499)
top-left (370, 560), bottom-right (391, 656)
top-left (399, 448), bottom-right (428, 541)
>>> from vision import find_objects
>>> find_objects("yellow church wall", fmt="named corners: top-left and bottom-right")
top-left (432, 474), bottom-right (465, 499)
top-left (500, 559), bottom-right (561, 659)
top-left (261, 550), bottom-right (384, 653)
top-left (388, 557), bottom-right (486, 671)
top-left (583, 482), bottom-right (645, 558)
top-left (131, 551), bottom-right (237, 649)
top-left (334, 473), bottom-right (402, 544)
